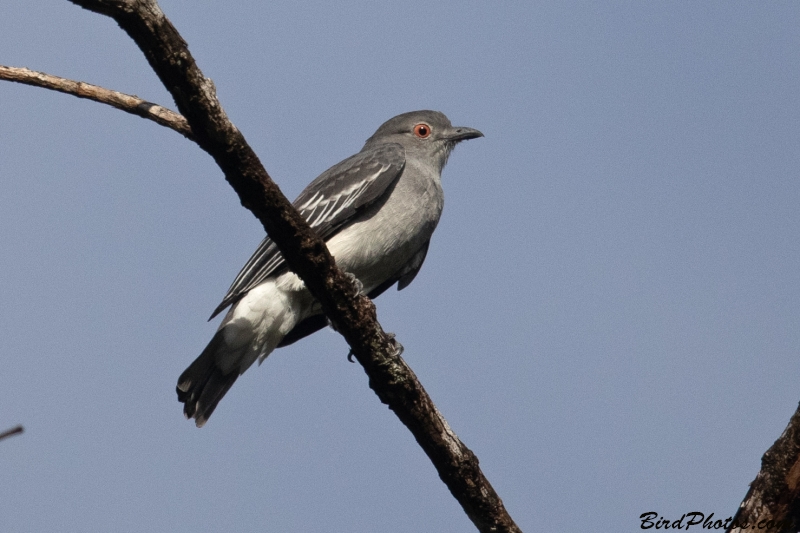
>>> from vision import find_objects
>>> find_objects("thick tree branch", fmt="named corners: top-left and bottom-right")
top-left (0, 1), bottom-right (526, 530)
top-left (728, 402), bottom-right (800, 533)
top-left (0, 65), bottom-right (192, 140)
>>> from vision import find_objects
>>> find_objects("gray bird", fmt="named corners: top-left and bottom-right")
top-left (177, 110), bottom-right (483, 426)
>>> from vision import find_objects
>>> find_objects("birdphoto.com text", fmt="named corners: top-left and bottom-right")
top-left (640, 511), bottom-right (792, 530)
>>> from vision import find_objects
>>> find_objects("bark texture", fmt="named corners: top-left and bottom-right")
top-left (728, 403), bottom-right (800, 533)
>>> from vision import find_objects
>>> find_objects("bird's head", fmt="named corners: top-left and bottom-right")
top-left (364, 110), bottom-right (483, 172)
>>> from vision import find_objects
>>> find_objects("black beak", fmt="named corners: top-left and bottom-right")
top-left (445, 126), bottom-right (484, 142)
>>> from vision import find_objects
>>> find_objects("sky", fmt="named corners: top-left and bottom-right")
top-left (1, 2), bottom-right (799, 532)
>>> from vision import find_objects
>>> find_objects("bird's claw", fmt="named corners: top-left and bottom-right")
top-left (346, 333), bottom-right (403, 362)
top-left (344, 272), bottom-right (364, 295)
top-left (387, 332), bottom-right (404, 356)
top-left (329, 273), bottom-right (363, 334)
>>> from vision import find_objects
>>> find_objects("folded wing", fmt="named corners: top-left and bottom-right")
top-left (209, 143), bottom-right (406, 319)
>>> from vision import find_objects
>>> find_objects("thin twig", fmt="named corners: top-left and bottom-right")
top-left (0, 65), bottom-right (193, 140)
top-left (0, 425), bottom-right (24, 442)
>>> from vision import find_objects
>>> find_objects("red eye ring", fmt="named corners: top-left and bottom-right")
top-left (413, 123), bottom-right (431, 138)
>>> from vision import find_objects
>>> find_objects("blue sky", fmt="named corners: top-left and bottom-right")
top-left (1, 2), bottom-right (799, 532)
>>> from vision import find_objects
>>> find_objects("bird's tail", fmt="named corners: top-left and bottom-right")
top-left (177, 277), bottom-right (309, 427)
top-left (176, 331), bottom-right (240, 427)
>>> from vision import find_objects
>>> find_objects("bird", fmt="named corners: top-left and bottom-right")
top-left (176, 110), bottom-right (483, 427)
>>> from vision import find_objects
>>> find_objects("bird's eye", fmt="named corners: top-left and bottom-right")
top-left (413, 124), bottom-right (431, 138)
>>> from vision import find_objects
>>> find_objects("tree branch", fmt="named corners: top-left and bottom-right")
top-left (728, 402), bottom-right (800, 533)
top-left (0, 425), bottom-right (24, 442)
top-left (1, 1), bottom-right (521, 530)
top-left (0, 65), bottom-right (193, 140)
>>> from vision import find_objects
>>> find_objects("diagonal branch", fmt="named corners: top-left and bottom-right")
top-left (0, 1), bottom-right (524, 531)
top-left (0, 65), bottom-right (193, 140)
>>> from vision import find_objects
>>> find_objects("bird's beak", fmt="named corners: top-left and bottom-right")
top-left (445, 126), bottom-right (484, 142)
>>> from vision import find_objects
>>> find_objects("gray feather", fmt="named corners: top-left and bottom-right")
top-left (209, 143), bottom-right (405, 319)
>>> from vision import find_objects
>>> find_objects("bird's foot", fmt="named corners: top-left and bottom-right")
top-left (387, 332), bottom-right (404, 356)
top-left (344, 272), bottom-right (364, 295)
top-left (346, 332), bottom-right (403, 363)
top-left (327, 272), bottom-right (364, 334)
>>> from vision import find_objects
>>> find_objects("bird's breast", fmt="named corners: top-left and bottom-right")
top-left (325, 166), bottom-right (443, 293)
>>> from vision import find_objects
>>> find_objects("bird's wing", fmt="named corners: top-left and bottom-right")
top-left (363, 240), bottom-right (431, 301)
top-left (209, 143), bottom-right (406, 319)
top-left (396, 240), bottom-right (430, 290)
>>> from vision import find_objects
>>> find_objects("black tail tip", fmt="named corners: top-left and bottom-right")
top-left (177, 367), bottom-right (239, 428)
